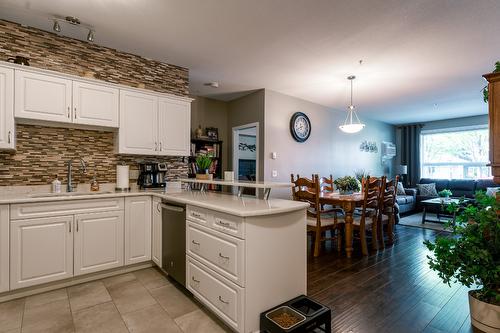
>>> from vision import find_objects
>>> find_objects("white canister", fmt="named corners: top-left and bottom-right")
top-left (116, 165), bottom-right (130, 190)
top-left (224, 171), bottom-right (235, 181)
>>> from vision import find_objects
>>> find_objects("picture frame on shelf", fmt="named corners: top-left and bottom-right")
top-left (206, 127), bottom-right (219, 140)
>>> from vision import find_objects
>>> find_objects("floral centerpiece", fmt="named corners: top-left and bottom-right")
top-left (334, 176), bottom-right (360, 195)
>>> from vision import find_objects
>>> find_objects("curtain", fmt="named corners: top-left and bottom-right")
top-left (400, 124), bottom-right (423, 187)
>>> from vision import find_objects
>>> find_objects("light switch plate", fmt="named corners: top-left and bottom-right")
top-left (272, 170), bottom-right (278, 178)
top-left (271, 152), bottom-right (277, 159)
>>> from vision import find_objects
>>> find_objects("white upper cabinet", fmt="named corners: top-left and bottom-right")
top-left (118, 90), bottom-right (158, 155)
top-left (74, 211), bottom-right (124, 276)
top-left (158, 97), bottom-right (191, 156)
top-left (0, 67), bottom-right (14, 150)
top-left (15, 70), bottom-right (72, 123)
top-left (72, 81), bottom-right (119, 127)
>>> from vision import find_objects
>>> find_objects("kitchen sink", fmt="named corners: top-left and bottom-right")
top-left (29, 191), bottom-right (114, 198)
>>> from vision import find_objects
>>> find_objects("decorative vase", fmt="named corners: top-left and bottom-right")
top-left (468, 291), bottom-right (500, 333)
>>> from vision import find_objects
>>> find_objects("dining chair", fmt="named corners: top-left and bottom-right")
top-left (291, 174), bottom-right (344, 257)
top-left (316, 174), bottom-right (344, 221)
top-left (378, 175), bottom-right (398, 248)
top-left (348, 176), bottom-right (382, 256)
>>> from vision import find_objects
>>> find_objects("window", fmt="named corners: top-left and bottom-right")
top-left (420, 126), bottom-right (491, 179)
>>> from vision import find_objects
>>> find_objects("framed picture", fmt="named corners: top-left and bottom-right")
top-left (206, 127), bottom-right (218, 140)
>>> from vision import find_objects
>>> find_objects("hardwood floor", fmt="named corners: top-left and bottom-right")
top-left (307, 225), bottom-right (481, 333)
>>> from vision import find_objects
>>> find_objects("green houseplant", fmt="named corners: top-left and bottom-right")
top-left (483, 61), bottom-right (500, 102)
top-left (334, 176), bottom-right (360, 195)
top-left (438, 189), bottom-right (453, 198)
top-left (424, 192), bottom-right (500, 332)
top-left (195, 153), bottom-right (213, 179)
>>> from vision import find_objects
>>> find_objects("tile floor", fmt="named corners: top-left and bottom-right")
top-left (0, 267), bottom-right (231, 333)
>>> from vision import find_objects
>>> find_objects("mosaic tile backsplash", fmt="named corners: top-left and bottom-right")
top-left (0, 124), bottom-right (188, 186)
top-left (0, 19), bottom-right (190, 186)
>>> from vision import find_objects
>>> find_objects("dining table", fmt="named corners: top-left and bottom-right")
top-left (319, 191), bottom-right (364, 258)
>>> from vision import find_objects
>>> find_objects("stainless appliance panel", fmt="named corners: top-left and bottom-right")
top-left (161, 201), bottom-right (186, 286)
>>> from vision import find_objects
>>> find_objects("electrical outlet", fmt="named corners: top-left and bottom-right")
top-left (272, 170), bottom-right (278, 178)
top-left (271, 152), bottom-right (277, 159)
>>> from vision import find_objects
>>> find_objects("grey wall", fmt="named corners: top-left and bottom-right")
top-left (264, 89), bottom-right (396, 198)
top-left (191, 96), bottom-right (229, 171)
top-left (227, 90), bottom-right (266, 181)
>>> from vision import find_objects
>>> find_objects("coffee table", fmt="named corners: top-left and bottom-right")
top-left (420, 198), bottom-right (470, 224)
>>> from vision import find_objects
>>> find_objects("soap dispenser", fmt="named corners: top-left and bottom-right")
top-left (52, 175), bottom-right (61, 193)
top-left (90, 168), bottom-right (100, 192)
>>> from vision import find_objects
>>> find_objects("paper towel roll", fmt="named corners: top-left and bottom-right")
top-left (116, 165), bottom-right (129, 189)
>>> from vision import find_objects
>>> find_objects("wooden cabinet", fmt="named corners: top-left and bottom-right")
top-left (158, 97), bottom-right (191, 156)
top-left (118, 90), bottom-right (191, 156)
top-left (0, 205), bottom-right (9, 293)
top-left (10, 215), bottom-right (73, 290)
top-left (125, 196), bottom-right (152, 265)
top-left (72, 81), bottom-right (119, 128)
top-left (152, 197), bottom-right (162, 267)
top-left (118, 90), bottom-right (158, 155)
top-left (15, 70), bottom-right (72, 123)
top-left (0, 67), bottom-right (14, 150)
top-left (74, 211), bottom-right (124, 276)
top-left (484, 72), bottom-right (500, 184)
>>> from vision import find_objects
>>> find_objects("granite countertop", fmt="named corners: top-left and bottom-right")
top-left (0, 186), bottom-right (308, 217)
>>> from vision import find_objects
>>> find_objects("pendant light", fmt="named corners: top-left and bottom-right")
top-left (339, 75), bottom-right (365, 133)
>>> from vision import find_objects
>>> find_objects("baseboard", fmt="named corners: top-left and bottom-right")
top-left (0, 261), bottom-right (153, 303)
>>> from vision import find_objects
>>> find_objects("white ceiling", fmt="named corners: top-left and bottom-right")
top-left (0, 0), bottom-right (498, 124)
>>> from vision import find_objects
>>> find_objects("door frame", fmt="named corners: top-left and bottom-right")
top-left (232, 122), bottom-right (259, 185)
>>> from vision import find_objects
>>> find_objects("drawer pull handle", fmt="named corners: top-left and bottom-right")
top-left (218, 296), bottom-right (229, 304)
top-left (192, 240), bottom-right (200, 245)
top-left (219, 253), bottom-right (230, 260)
top-left (217, 220), bottom-right (230, 227)
top-left (192, 276), bottom-right (200, 283)
top-left (192, 212), bottom-right (202, 218)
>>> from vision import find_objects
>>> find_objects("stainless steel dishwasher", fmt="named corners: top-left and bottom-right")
top-left (161, 200), bottom-right (186, 287)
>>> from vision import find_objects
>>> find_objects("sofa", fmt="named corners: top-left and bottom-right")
top-left (415, 178), bottom-right (497, 209)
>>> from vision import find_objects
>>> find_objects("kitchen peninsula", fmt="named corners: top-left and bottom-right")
top-left (0, 185), bottom-right (308, 333)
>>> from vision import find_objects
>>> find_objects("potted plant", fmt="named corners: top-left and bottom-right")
top-left (438, 189), bottom-right (453, 202)
top-left (195, 153), bottom-right (213, 180)
top-left (424, 192), bottom-right (500, 332)
top-left (334, 176), bottom-right (360, 195)
top-left (483, 61), bottom-right (500, 102)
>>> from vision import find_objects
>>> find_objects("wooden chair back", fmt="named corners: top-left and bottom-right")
top-left (291, 174), bottom-right (320, 213)
top-left (380, 175), bottom-right (398, 212)
top-left (361, 176), bottom-right (382, 217)
top-left (318, 174), bottom-right (334, 192)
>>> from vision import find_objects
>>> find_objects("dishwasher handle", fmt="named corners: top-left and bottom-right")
top-left (161, 203), bottom-right (185, 213)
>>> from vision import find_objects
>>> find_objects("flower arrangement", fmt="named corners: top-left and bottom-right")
top-left (334, 176), bottom-right (360, 195)
top-left (438, 189), bottom-right (452, 198)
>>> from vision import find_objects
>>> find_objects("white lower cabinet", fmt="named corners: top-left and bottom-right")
top-left (10, 215), bottom-right (73, 290)
top-left (152, 197), bottom-right (162, 267)
top-left (0, 205), bottom-right (9, 293)
top-left (74, 211), bottom-right (124, 276)
top-left (125, 196), bottom-right (152, 265)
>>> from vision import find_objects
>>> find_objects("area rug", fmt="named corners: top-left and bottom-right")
top-left (398, 212), bottom-right (452, 232)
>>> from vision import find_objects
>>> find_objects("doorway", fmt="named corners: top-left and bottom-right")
top-left (232, 123), bottom-right (259, 195)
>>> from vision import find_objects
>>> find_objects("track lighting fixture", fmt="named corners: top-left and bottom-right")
top-left (87, 30), bottom-right (94, 42)
top-left (52, 20), bottom-right (61, 32)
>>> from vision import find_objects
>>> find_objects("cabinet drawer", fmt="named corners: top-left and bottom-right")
top-left (187, 257), bottom-right (244, 332)
top-left (187, 205), bottom-right (245, 239)
top-left (186, 206), bottom-right (209, 225)
top-left (211, 211), bottom-right (244, 239)
top-left (187, 222), bottom-right (244, 286)
top-left (11, 198), bottom-right (124, 220)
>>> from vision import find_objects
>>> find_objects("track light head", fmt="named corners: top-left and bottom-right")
top-left (87, 30), bottom-right (94, 42)
top-left (53, 20), bottom-right (61, 32)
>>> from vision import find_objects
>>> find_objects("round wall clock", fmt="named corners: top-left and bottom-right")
top-left (290, 112), bottom-right (311, 142)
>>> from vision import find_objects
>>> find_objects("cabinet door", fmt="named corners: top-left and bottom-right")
top-left (74, 211), bottom-right (124, 276)
top-left (152, 197), bottom-right (162, 267)
top-left (0, 205), bottom-right (9, 293)
top-left (125, 196), bottom-right (152, 264)
top-left (15, 70), bottom-right (72, 123)
top-left (118, 90), bottom-right (158, 155)
top-left (158, 97), bottom-right (191, 156)
top-left (10, 215), bottom-right (73, 290)
top-left (73, 81), bottom-right (119, 127)
top-left (0, 67), bottom-right (14, 150)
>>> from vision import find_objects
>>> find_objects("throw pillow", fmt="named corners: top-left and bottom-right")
top-left (486, 187), bottom-right (499, 197)
top-left (396, 182), bottom-right (406, 196)
top-left (417, 183), bottom-right (438, 196)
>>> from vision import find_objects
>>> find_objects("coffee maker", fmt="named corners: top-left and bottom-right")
top-left (137, 162), bottom-right (167, 189)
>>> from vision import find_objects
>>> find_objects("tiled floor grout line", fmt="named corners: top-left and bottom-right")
top-left (110, 300), bottom-right (132, 333)
top-left (20, 295), bottom-right (26, 332)
top-left (65, 288), bottom-right (77, 333)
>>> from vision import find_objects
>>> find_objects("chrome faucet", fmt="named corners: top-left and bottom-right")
top-left (67, 158), bottom-right (87, 192)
